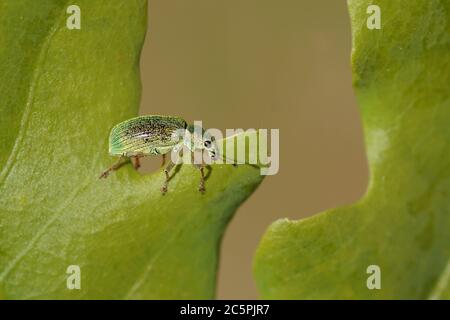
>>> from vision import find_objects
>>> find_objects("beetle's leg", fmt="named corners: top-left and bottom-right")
top-left (161, 147), bottom-right (183, 194)
top-left (197, 165), bottom-right (206, 193)
top-left (161, 154), bottom-right (166, 167)
top-left (99, 156), bottom-right (129, 179)
top-left (192, 164), bottom-right (206, 193)
top-left (161, 159), bottom-right (176, 194)
top-left (190, 152), bottom-right (206, 193)
top-left (132, 155), bottom-right (141, 170)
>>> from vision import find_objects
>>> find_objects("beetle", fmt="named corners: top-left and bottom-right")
top-left (99, 115), bottom-right (220, 194)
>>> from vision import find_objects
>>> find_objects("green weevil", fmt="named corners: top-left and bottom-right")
top-left (99, 115), bottom-right (220, 194)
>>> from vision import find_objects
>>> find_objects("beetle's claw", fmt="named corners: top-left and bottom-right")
top-left (161, 186), bottom-right (168, 194)
top-left (198, 185), bottom-right (206, 193)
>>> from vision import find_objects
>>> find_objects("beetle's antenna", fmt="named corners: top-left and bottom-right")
top-left (216, 151), bottom-right (238, 166)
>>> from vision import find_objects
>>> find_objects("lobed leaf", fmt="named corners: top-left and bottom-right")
top-left (254, 0), bottom-right (450, 299)
top-left (0, 0), bottom-right (264, 299)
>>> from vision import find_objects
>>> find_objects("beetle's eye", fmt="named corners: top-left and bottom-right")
top-left (204, 140), bottom-right (211, 148)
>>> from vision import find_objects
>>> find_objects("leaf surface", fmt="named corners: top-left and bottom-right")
top-left (0, 0), bottom-right (263, 299)
top-left (254, 0), bottom-right (450, 299)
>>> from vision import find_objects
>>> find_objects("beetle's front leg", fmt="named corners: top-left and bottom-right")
top-left (197, 165), bottom-right (206, 193)
top-left (192, 152), bottom-right (206, 193)
top-left (99, 156), bottom-right (129, 179)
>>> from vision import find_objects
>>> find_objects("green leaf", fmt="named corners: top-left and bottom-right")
top-left (254, 0), bottom-right (450, 299)
top-left (0, 1), bottom-right (263, 299)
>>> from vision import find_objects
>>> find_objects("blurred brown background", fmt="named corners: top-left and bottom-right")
top-left (139, 0), bottom-right (369, 299)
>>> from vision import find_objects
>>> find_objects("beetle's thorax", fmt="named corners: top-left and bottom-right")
top-left (182, 128), bottom-right (204, 152)
top-left (180, 124), bottom-right (219, 162)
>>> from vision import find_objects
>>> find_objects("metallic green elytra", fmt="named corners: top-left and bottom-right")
top-left (100, 115), bottom-right (220, 194)
top-left (109, 115), bottom-right (187, 157)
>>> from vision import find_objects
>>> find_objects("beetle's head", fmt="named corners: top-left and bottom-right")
top-left (185, 124), bottom-right (219, 161)
top-left (202, 135), bottom-right (219, 161)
